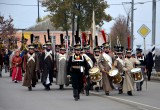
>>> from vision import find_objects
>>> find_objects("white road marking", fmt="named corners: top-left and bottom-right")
top-left (91, 92), bottom-right (160, 110)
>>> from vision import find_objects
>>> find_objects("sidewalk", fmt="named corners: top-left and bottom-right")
top-left (151, 72), bottom-right (160, 81)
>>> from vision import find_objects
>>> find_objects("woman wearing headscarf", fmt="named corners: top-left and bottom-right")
top-left (11, 50), bottom-right (22, 83)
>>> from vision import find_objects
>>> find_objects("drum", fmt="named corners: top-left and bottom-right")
top-left (89, 67), bottom-right (102, 82)
top-left (131, 68), bottom-right (144, 82)
top-left (109, 69), bottom-right (122, 84)
top-left (89, 67), bottom-right (100, 75)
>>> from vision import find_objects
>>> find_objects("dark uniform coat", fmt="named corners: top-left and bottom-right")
top-left (67, 54), bottom-right (89, 91)
top-left (41, 50), bottom-right (54, 85)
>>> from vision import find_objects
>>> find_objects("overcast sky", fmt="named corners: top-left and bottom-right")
top-left (0, 0), bottom-right (160, 50)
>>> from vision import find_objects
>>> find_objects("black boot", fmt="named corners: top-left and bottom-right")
top-left (10, 70), bottom-right (12, 77)
top-left (59, 85), bottom-right (64, 90)
top-left (28, 86), bottom-right (32, 91)
top-left (32, 84), bottom-right (36, 87)
top-left (127, 91), bottom-right (132, 96)
top-left (118, 89), bottom-right (123, 94)
top-left (14, 80), bottom-right (18, 83)
top-left (86, 90), bottom-right (89, 96)
top-left (0, 73), bottom-right (2, 77)
top-left (105, 91), bottom-right (109, 96)
top-left (45, 84), bottom-right (50, 90)
top-left (78, 94), bottom-right (80, 99)
top-left (95, 87), bottom-right (99, 92)
top-left (73, 89), bottom-right (78, 101)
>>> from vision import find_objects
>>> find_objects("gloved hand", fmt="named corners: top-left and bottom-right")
top-left (67, 75), bottom-right (71, 78)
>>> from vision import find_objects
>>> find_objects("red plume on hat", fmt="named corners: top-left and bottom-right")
top-left (101, 30), bottom-right (107, 43)
top-left (82, 32), bottom-right (87, 46)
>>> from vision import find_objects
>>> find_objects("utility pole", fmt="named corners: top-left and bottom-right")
top-left (131, 0), bottom-right (134, 49)
top-left (152, 0), bottom-right (156, 73)
top-left (38, 0), bottom-right (40, 22)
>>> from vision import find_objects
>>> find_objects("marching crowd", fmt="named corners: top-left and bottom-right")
top-left (0, 35), bottom-right (154, 101)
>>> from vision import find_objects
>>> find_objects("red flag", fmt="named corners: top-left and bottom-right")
top-left (101, 30), bottom-right (107, 43)
top-left (82, 32), bottom-right (87, 46)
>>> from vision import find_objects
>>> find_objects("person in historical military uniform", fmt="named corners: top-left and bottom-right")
top-left (123, 48), bottom-right (136, 96)
top-left (8, 39), bottom-right (14, 51)
top-left (92, 46), bottom-right (102, 92)
top-left (33, 36), bottom-right (42, 51)
top-left (22, 45), bottom-right (39, 91)
top-left (135, 48), bottom-right (145, 91)
top-left (34, 44), bottom-right (42, 82)
top-left (41, 41), bottom-right (54, 90)
top-left (98, 42), bottom-right (114, 95)
top-left (113, 45), bottom-right (125, 94)
top-left (20, 38), bottom-right (28, 52)
top-left (56, 45), bottom-right (68, 89)
top-left (67, 44), bottom-right (89, 101)
top-left (83, 44), bottom-right (96, 96)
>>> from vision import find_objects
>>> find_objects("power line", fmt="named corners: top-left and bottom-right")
top-left (0, 1), bottom-right (159, 7)
top-left (0, 2), bottom-right (38, 7)
top-left (109, 1), bottom-right (159, 6)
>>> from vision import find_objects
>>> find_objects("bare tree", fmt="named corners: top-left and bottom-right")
top-left (0, 15), bottom-right (16, 40)
top-left (110, 15), bottom-right (130, 50)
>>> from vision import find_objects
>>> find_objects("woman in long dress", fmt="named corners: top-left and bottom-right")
top-left (12, 50), bottom-right (22, 83)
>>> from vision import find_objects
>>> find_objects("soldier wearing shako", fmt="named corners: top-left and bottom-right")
top-left (122, 48), bottom-right (135, 96)
top-left (135, 48), bottom-right (145, 91)
top-left (8, 39), bottom-right (15, 51)
top-left (113, 45), bottom-right (125, 94)
top-left (83, 44), bottom-right (96, 95)
top-left (41, 41), bottom-right (54, 90)
top-left (67, 44), bottom-right (89, 101)
top-left (92, 46), bottom-right (102, 92)
top-left (33, 36), bottom-right (42, 51)
top-left (34, 44), bottom-right (42, 81)
top-left (23, 44), bottom-right (39, 91)
top-left (20, 38), bottom-right (28, 51)
top-left (56, 45), bottom-right (68, 89)
top-left (98, 42), bottom-right (114, 96)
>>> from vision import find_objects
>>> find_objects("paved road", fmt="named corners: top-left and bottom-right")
top-left (0, 70), bottom-right (160, 110)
